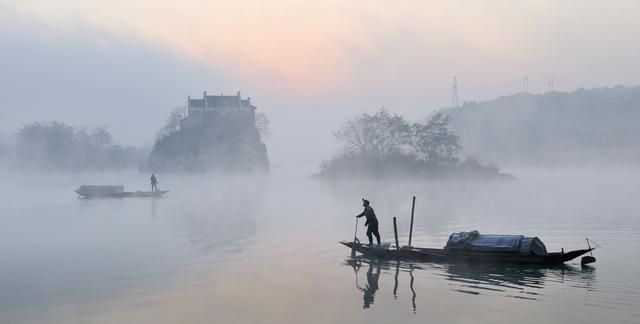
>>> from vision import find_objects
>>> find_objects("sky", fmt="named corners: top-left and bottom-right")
top-left (1, 0), bottom-right (639, 167)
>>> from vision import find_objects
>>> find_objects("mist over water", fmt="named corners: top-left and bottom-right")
top-left (1, 168), bottom-right (638, 324)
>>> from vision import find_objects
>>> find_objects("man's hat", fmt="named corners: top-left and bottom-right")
top-left (362, 198), bottom-right (370, 205)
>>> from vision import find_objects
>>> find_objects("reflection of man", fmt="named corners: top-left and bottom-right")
top-left (361, 263), bottom-right (381, 309)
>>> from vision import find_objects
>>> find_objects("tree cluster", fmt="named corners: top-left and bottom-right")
top-left (10, 121), bottom-right (144, 171)
top-left (333, 108), bottom-right (461, 165)
top-left (319, 108), bottom-right (503, 179)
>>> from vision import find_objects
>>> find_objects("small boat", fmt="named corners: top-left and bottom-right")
top-left (74, 185), bottom-right (169, 198)
top-left (341, 231), bottom-right (596, 265)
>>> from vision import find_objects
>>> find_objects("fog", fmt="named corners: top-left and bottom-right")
top-left (2, 1), bottom-right (640, 323)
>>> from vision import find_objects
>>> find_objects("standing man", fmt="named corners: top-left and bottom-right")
top-left (356, 199), bottom-right (381, 246)
top-left (150, 174), bottom-right (159, 192)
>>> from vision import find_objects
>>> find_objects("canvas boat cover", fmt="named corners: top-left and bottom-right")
top-left (445, 231), bottom-right (547, 255)
top-left (75, 185), bottom-right (124, 196)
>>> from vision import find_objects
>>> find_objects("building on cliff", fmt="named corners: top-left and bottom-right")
top-left (147, 90), bottom-right (269, 172)
top-left (181, 91), bottom-right (256, 129)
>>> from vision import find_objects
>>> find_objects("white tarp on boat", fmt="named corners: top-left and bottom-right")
top-left (75, 185), bottom-right (124, 196)
top-left (445, 231), bottom-right (547, 255)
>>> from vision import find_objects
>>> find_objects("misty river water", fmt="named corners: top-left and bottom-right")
top-left (1, 168), bottom-right (639, 324)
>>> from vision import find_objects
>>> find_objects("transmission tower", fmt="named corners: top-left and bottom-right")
top-left (522, 76), bottom-right (529, 93)
top-left (548, 77), bottom-right (555, 92)
top-left (451, 76), bottom-right (459, 107)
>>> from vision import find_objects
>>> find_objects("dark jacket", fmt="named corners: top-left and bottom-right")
top-left (357, 206), bottom-right (378, 227)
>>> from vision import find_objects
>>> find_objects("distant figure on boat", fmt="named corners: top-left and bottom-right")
top-left (150, 174), bottom-right (159, 192)
top-left (356, 199), bottom-right (381, 246)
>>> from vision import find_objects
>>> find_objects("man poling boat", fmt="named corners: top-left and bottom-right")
top-left (355, 199), bottom-right (381, 246)
top-left (151, 174), bottom-right (159, 192)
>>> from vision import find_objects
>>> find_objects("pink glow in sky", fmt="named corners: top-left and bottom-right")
top-left (8, 0), bottom-right (640, 99)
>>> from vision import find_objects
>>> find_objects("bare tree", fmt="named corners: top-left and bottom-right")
top-left (411, 113), bottom-right (461, 165)
top-left (255, 112), bottom-right (272, 140)
top-left (156, 106), bottom-right (187, 140)
top-left (334, 108), bottom-right (410, 157)
top-left (89, 127), bottom-right (113, 148)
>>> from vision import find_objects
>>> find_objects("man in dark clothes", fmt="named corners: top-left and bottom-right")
top-left (356, 199), bottom-right (381, 246)
top-left (150, 174), bottom-right (159, 192)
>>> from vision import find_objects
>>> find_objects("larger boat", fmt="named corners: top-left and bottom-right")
top-left (74, 185), bottom-right (169, 198)
top-left (341, 230), bottom-right (596, 265)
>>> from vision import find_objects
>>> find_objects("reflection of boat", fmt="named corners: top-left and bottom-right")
top-left (345, 256), bottom-right (597, 311)
top-left (341, 233), bottom-right (595, 265)
top-left (436, 261), bottom-right (596, 298)
top-left (75, 185), bottom-right (169, 198)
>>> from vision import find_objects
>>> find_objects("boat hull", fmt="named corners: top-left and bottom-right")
top-left (340, 241), bottom-right (593, 265)
top-left (76, 190), bottom-right (169, 198)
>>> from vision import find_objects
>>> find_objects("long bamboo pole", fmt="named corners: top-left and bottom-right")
top-left (408, 196), bottom-right (416, 247)
top-left (353, 217), bottom-right (359, 243)
top-left (393, 217), bottom-right (400, 250)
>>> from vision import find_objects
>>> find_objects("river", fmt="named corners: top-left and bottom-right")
top-left (1, 168), bottom-right (639, 323)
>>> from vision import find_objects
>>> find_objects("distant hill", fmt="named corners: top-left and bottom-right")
top-left (440, 86), bottom-right (640, 166)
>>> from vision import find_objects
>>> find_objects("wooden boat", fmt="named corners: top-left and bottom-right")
top-left (340, 241), bottom-right (594, 265)
top-left (343, 197), bottom-right (597, 266)
top-left (75, 185), bottom-right (169, 198)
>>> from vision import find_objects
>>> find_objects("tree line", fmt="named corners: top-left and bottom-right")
top-left (2, 121), bottom-right (145, 171)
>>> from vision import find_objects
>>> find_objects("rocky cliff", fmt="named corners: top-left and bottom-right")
top-left (147, 113), bottom-right (269, 172)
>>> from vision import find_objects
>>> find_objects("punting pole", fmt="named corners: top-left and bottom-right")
top-left (351, 218), bottom-right (359, 257)
top-left (353, 217), bottom-right (359, 243)
top-left (408, 196), bottom-right (416, 247)
top-left (393, 217), bottom-right (400, 250)
top-left (581, 238), bottom-right (597, 265)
